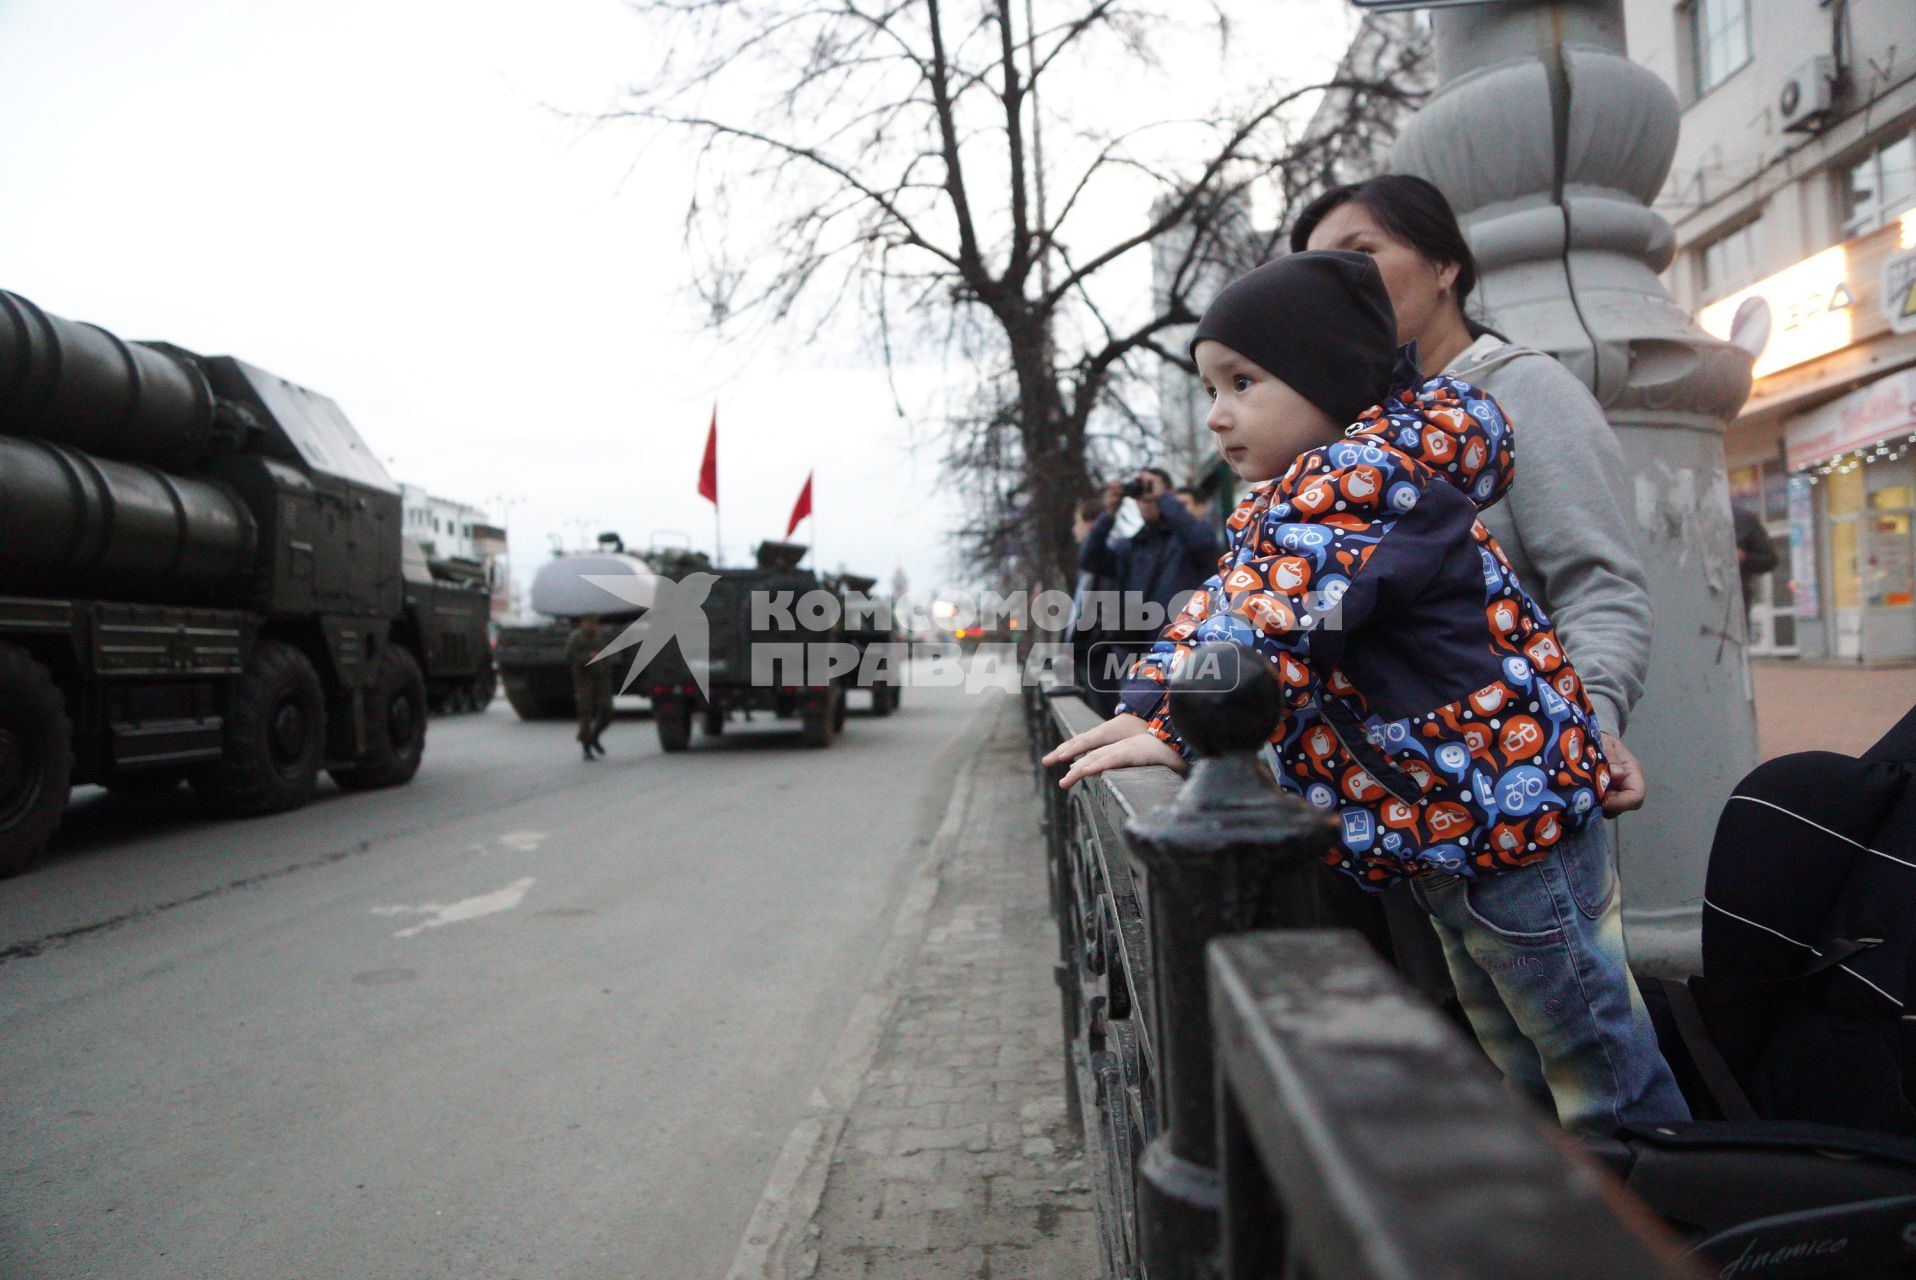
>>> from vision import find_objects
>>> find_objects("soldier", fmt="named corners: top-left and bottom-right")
top-left (566, 615), bottom-right (615, 759)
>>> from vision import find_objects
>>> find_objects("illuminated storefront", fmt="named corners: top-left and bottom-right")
top-left (1702, 211), bottom-right (1916, 662)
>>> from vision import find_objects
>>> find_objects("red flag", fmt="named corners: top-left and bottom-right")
top-left (785, 470), bottom-right (814, 538)
top-left (697, 407), bottom-right (718, 505)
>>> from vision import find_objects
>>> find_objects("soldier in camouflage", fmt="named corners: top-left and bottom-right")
top-left (566, 615), bottom-right (615, 759)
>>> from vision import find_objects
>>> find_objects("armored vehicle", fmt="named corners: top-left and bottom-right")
top-left (0, 290), bottom-right (429, 876)
top-left (401, 540), bottom-right (495, 713)
top-left (643, 541), bottom-right (858, 751)
top-left (495, 535), bottom-right (661, 721)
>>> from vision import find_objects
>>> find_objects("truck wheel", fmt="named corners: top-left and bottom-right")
top-left (196, 639), bottom-right (326, 817)
top-left (503, 679), bottom-right (567, 721)
top-left (470, 662), bottom-right (496, 712)
top-left (800, 686), bottom-right (841, 748)
top-left (330, 645), bottom-right (428, 791)
top-left (0, 644), bottom-right (72, 878)
top-left (702, 705), bottom-right (725, 737)
top-left (657, 698), bottom-right (692, 753)
top-left (870, 682), bottom-right (897, 717)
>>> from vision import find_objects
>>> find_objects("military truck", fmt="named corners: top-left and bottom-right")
top-left (834, 573), bottom-right (901, 716)
top-left (643, 541), bottom-right (859, 751)
top-left (401, 539), bottom-right (495, 714)
top-left (494, 535), bottom-right (662, 721)
top-left (0, 290), bottom-right (430, 876)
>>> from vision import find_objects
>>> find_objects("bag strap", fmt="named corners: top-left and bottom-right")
top-left (1797, 935), bottom-right (1880, 981)
top-left (1658, 977), bottom-right (1759, 1122)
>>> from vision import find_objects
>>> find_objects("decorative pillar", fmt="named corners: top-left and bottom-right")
top-left (1392, 0), bottom-right (1756, 970)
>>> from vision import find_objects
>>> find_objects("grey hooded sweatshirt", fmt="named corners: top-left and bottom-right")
top-left (1445, 334), bottom-right (1651, 736)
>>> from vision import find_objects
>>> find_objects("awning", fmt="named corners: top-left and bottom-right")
top-left (1785, 366), bottom-right (1916, 471)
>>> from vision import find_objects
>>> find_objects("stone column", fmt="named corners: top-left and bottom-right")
top-left (1392, 0), bottom-right (1756, 970)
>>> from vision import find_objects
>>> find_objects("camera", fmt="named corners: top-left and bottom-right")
top-left (1119, 477), bottom-right (1148, 499)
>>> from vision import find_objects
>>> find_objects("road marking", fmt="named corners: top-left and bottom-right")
top-left (498, 831), bottom-right (548, 852)
top-left (371, 877), bottom-right (536, 938)
top-left (724, 701), bottom-right (993, 1280)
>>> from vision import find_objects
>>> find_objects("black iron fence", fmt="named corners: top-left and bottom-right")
top-left (1023, 643), bottom-right (1695, 1279)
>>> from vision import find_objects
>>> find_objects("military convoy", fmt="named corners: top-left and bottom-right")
top-left (0, 290), bottom-right (473, 876)
top-left (498, 538), bottom-right (900, 751)
top-left (495, 535), bottom-right (665, 721)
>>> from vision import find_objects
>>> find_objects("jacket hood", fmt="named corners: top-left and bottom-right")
top-left (1344, 344), bottom-right (1513, 510)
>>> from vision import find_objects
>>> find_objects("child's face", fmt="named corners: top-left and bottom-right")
top-left (1195, 340), bottom-right (1341, 483)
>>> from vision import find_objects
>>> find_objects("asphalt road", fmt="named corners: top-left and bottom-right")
top-left (0, 681), bottom-right (993, 1279)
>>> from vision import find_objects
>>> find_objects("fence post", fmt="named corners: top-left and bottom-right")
top-left (1123, 643), bottom-right (1335, 1278)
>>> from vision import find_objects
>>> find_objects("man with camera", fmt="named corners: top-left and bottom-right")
top-left (1074, 467), bottom-right (1225, 699)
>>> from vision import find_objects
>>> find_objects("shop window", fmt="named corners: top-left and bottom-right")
top-left (1687, 0), bottom-right (1750, 97)
top-left (1845, 132), bottom-right (1916, 238)
top-left (1699, 218), bottom-right (1762, 301)
top-left (1827, 466), bottom-right (1864, 614)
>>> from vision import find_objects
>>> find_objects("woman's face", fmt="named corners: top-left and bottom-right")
top-left (1304, 200), bottom-right (1459, 347)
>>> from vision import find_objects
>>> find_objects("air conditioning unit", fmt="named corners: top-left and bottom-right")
top-left (1778, 56), bottom-right (1835, 132)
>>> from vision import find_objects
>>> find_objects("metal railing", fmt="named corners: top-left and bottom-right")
top-left (1024, 643), bottom-right (1694, 1280)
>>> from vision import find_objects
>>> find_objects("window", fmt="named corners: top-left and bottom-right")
top-left (1690, 0), bottom-right (1750, 96)
top-left (1845, 133), bottom-right (1916, 237)
top-left (1698, 218), bottom-right (1763, 300)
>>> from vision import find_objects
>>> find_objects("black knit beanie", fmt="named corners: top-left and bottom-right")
top-left (1190, 250), bottom-right (1398, 427)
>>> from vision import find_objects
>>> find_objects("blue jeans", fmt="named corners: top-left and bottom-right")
top-left (1409, 822), bottom-right (1691, 1135)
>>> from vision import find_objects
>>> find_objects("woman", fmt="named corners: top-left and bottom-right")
top-left (1294, 174), bottom-right (1651, 811)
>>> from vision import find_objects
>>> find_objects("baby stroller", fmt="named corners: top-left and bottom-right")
top-left (1587, 705), bottom-right (1916, 1275)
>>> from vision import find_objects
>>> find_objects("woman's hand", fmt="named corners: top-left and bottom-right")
top-left (1600, 732), bottom-right (1646, 816)
top-left (1057, 732), bottom-right (1189, 787)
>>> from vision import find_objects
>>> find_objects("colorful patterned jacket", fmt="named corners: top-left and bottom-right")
top-left (1116, 355), bottom-right (1613, 889)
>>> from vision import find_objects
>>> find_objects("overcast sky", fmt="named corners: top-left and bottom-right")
top-left (0, 0), bottom-right (1363, 597)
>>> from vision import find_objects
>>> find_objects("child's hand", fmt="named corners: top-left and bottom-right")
top-left (1042, 712), bottom-right (1149, 769)
top-left (1057, 732), bottom-right (1189, 787)
top-left (1599, 732), bottom-right (1646, 816)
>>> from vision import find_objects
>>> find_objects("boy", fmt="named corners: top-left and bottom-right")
top-left (1043, 251), bottom-right (1687, 1134)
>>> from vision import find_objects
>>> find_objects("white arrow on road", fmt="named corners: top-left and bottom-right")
top-left (371, 877), bottom-right (536, 938)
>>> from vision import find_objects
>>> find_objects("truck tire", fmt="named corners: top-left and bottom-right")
top-left (870, 682), bottom-right (897, 717)
top-left (195, 639), bottom-right (326, 817)
top-left (657, 698), bottom-right (692, 753)
top-left (800, 686), bottom-right (841, 748)
top-left (503, 678), bottom-right (572, 722)
top-left (470, 659), bottom-right (496, 712)
top-left (702, 705), bottom-right (725, 737)
top-left (330, 645), bottom-right (428, 791)
top-left (0, 644), bottom-right (72, 878)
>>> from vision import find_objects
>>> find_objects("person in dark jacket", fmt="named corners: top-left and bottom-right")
top-left (1076, 467), bottom-right (1224, 694)
top-left (1068, 498), bottom-right (1123, 717)
top-left (1733, 505), bottom-right (1779, 612)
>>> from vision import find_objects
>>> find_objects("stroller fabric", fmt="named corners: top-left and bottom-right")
top-left (1695, 706), bottom-right (1916, 1133)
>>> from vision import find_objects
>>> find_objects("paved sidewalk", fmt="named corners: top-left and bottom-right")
top-left (764, 694), bottom-right (1098, 1278)
top-left (1752, 659), bottom-right (1916, 760)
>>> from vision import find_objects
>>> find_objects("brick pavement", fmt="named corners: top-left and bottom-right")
top-left (1752, 659), bottom-right (1916, 760)
top-left (762, 694), bottom-right (1097, 1279)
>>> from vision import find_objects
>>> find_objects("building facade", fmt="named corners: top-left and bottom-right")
top-left (399, 484), bottom-right (512, 619)
top-left (1625, 0), bottom-right (1916, 660)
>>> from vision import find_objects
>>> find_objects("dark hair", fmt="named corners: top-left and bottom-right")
top-left (1143, 466), bottom-right (1175, 488)
top-left (1288, 174), bottom-right (1501, 341)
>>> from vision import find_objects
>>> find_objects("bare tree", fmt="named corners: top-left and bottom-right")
top-left (615, 1), bottom-right (1425, 587)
